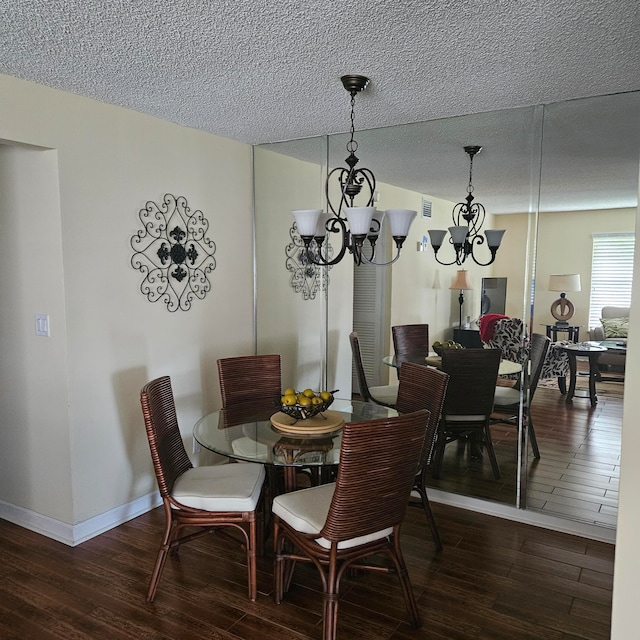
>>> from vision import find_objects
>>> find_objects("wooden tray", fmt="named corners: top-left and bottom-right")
top-left (270, 410), bottom-right (344, 435)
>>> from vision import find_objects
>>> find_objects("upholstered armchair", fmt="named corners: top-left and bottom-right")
top-left (589, 306), bottom-right (628, 373)
top-left (482, 317), bottom-right (569, 393)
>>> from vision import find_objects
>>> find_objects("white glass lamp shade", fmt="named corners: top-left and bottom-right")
top-left (313, 211), bottom-right (332, 237)
top-left (292, 209), bottom-right (322, 237)
top-left (345, 207), bottom-right (375, 236)
top-left (387, 209), bottom-right (417, 237)
top-left (449, 269), bottom-right (473, 291)
top-left (449, 225), bottom-right (469, 245)
top-left (369, 209), bottom-right (386, 237)
top-left (548, 273), bottom-right (581, 293)
top-left (428, 229), bottom-right (448, 249)
top-left (485, 229), bottom-right (506, 249)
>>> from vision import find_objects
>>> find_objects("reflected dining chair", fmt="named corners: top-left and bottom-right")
top-left (392, 323), bottom-right (430, 363)
top-left (492, 333), bottom-right (550, 459)
top-left (272, 409), bottom-right (429, 640)
top-left (140, 376), bottom-right (265, 602)
top-left (396, 362), bottom-right (449, 552)
top-left (432, 348), bottom-right (502, 480)
top-left (217, 354), bottom-right (282, 407)
top-left (349, 331), bottom-right (398, 408)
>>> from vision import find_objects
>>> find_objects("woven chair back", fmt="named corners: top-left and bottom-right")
top-left (528, 333), bottom-right (551, 402)
top-left (392, 324), bottom-right (430, 361)
top-left (440, 348), bottom-right (501, 417)
top-left (349, 332), bottom-right (373, 402)
top-left (217, 354), bottom-right (281, 407)
top-left (396, 362), bottom-right (449, 470)
top-left (320, 409), bottom-right (429, 542)
top-left (140, 376), bottom-right (193, 498)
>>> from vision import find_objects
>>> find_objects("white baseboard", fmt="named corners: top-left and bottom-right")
top-left (415, 488), bottom-right (617, 544)
top-left (0, 492), bottom-right (162, 546)
top-left (1, 488), bottom-right (615, 547)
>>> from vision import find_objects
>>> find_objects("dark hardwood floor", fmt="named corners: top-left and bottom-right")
top-left (425, 374), bottom-right (622, 529)
top-left (0, 498), bottom-right (613, 639)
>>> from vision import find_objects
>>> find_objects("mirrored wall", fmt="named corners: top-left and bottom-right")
top-left (254, 91), bottom-right (640, 529)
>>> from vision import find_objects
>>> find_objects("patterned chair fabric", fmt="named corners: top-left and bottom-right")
top-left (482, 317), bottom-right (569, 384)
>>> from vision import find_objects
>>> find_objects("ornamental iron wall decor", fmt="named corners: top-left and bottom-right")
top-left (130, 194), bottom-right (216, 312)
top-left (285, 222), bottom-right (332, 300)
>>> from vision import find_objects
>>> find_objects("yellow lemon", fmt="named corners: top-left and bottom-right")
top-left (296, 393), bottom-right (307, 403)
top-left (319, 390), bottom-right (332, 402)
top-left (283, 388), bottom-right (296, 396)
top-left (311, 396), bottom-right (323, 405)
top-left (282, 395), bottom-right (297, 406)
top-left (298, 396), bottom-right (312, 407)
top-left (302, 388), bottom-right (316, 398)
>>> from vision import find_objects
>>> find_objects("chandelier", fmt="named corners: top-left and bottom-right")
top-left (428, 145), bottom-right (505, 266)
top-left (292, 75), bottom-right (416, 267)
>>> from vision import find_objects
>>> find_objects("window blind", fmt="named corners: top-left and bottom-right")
top-left (589, 233), bottom-right (635, 329)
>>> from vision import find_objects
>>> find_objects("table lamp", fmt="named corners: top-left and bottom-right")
top-left (450, 269), bottom-right (473, 329)
top-left (548, 274), bottom-right (581, 326)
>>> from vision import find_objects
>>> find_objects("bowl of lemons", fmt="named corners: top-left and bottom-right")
top-left (279, 388), bottom-right (335, 420)
top-left (432, 340), bottom-right (464, 356)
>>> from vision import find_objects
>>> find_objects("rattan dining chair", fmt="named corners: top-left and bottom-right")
top-left (349, 331), bottom-right (398, 408)
top-left (433, 348), bottom-right (502, 479)
top-left (396, 362), bottom-right (449, 551)
top-left (272, 409), bottom-right (429, 640)
top-left (492, 333), bottom-right (550, 459)
top-left (217, 354), bottom-right (282, 407)
top-left (392, 323), bottom-right (430, 363)
top-left (140, 376), bottom-right (265, 602)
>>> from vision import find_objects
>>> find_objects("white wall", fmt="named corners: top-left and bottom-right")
top-left (0, 74), bottom-right (255, 534)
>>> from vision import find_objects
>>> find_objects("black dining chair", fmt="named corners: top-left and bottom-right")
top-left (432, 348), bottom-right (502, 479)
top-left (492, 333), bottom-right (550, 459)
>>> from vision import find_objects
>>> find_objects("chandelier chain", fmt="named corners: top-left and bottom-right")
top-left (346, 92), bottom-right (358, 154)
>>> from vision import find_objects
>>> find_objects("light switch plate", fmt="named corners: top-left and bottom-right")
top-left (35, 314), bottom-right (50, 337)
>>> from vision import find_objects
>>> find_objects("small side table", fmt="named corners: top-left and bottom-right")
top-left (544, 324), bottom-right (581, 342)
top-left (558, 343), bottom-right (607, 407)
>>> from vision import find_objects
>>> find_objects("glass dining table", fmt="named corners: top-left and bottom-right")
top-left (193, 398), bottom-right (397, 492)
top-left (383, 354), bottom-right (522, 376)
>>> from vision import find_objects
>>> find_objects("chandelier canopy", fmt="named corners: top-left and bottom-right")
top-left (428, 145), bottom-right (505, 266)
top-left (292, 75), bottom-right (416, 268)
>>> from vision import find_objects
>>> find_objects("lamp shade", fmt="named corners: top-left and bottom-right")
top-left (387, 208), bottom-right (417, 237)
top-left (449, 269), bottom-right (473, 291)
top-left (292, 209), bottom-right (322, 237)
top-left (345, 207), bottom-right (375, 236)
top-left (548, 274), bottom-right (581, 292)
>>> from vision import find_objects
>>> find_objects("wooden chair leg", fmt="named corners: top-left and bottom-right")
top-left (528, 415), bottom-right (541, 459)
top-left (322, 562), bottom-right (340, 640)
top-left (483, 426), bottom-right (502, 479)
top-left (415, 480), bottom-right (443, 552)
top-left (147, 506), bottom-right (176, 602)
top-left (247, 517), bottom-right (258, 602)
top-left (390, 538), bottom-right (422, 630)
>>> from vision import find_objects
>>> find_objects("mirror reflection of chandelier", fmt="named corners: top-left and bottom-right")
top-left (428, 145), bottom-right (505, 266)
top-left (292, 75), bottom-right (416, 267)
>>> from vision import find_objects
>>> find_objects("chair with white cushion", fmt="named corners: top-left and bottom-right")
top-left (273, 409), bottom-right (429, 640)
top-left (140, 376), bottom-right (265, 602)
top-left (349, 331), bottom-right (398, 408)
top-left (492, 333), bottom-right (550, 459)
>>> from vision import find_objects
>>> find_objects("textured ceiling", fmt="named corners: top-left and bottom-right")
top-left (1, 0), bottom-right (639, 210)
top-left (1, 0), bottom-right (638, 145)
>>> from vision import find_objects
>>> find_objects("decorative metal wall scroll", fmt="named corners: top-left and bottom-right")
top-left (130, 194), bottom-right (216, 312)
top-left (285, 222), bottom-right (332, 300)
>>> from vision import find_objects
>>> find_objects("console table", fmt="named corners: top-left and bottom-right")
top-left (453, 328), bottom-right (483, 348)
